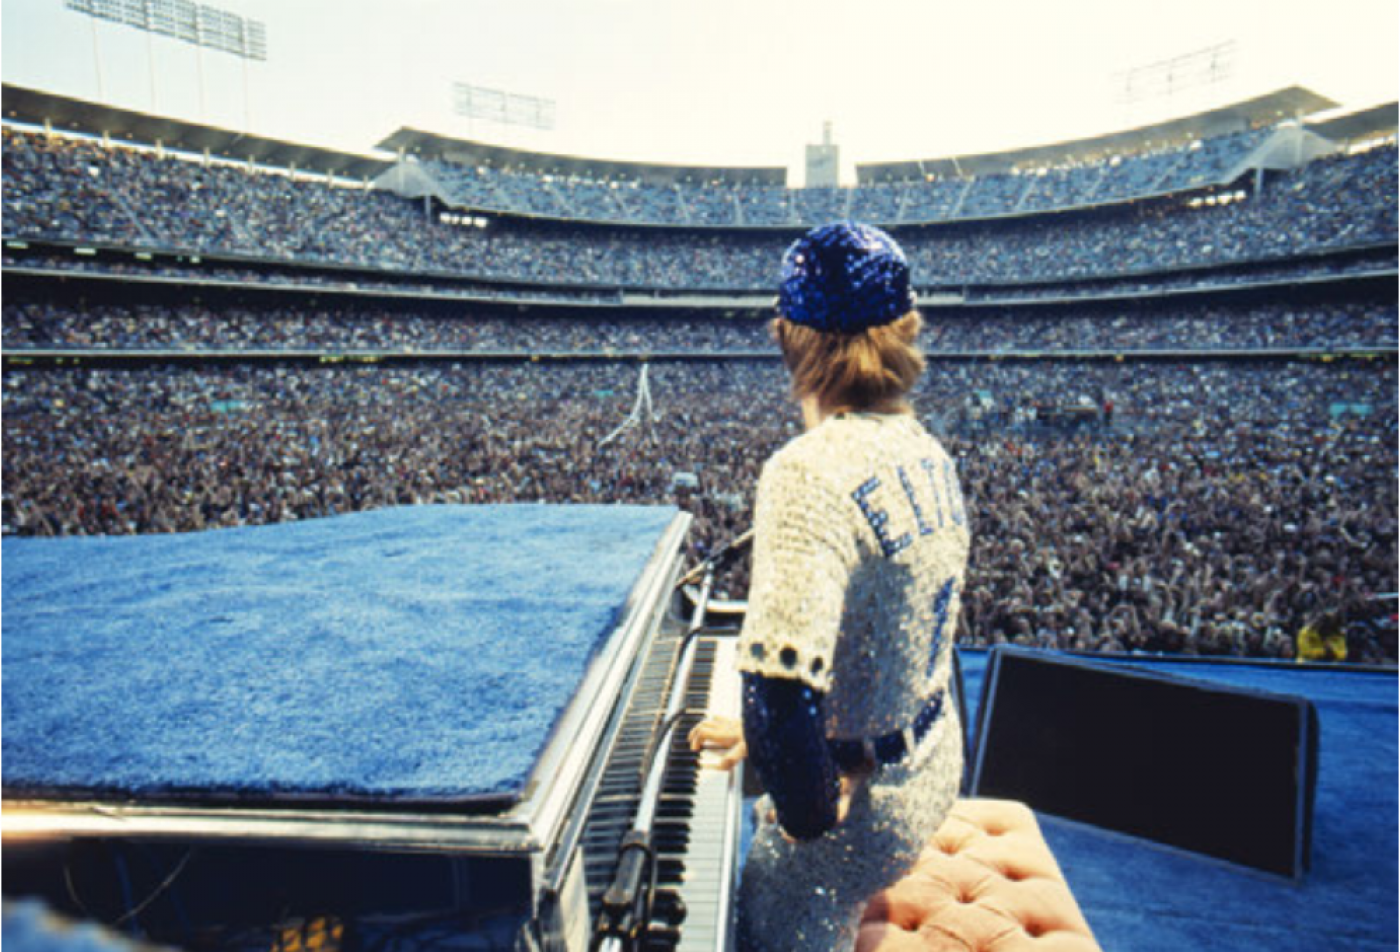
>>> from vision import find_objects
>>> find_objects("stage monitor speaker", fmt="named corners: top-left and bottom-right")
top-left (969, 648), bottom-right (1318, 879)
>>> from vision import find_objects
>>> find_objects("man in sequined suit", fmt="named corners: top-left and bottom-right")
top-left (690, 221), bottom-right (970, 952)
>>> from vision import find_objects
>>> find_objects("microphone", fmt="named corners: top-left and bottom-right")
top-left (676, 529), bottom-right (754, 589)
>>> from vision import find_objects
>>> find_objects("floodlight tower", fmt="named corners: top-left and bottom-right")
top-left (1115, 41), bottom-right (1237, 127)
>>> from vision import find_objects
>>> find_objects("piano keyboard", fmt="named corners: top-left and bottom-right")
top-left (579, 626), bottom-right (681, 912)
top-left (664, 636), bottom-right (743, 952)
top-left (579, 631), bottom-right (743, 952)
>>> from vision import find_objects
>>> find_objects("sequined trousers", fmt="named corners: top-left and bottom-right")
top-left (736, 710), bottom-right (963, 952)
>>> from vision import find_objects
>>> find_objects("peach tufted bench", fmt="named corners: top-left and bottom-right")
top-left (855, 799), bottom-right (1101, 952)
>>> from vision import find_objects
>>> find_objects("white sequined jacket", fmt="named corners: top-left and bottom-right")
top-left (733, 410), bottom-right (971, 951)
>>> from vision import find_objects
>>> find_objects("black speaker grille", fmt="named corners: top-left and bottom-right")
top-left (972, 650), bottom-right (1315, 878)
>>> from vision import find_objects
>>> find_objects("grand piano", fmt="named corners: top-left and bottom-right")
top-left (1, 505), bottom-right (745, 952)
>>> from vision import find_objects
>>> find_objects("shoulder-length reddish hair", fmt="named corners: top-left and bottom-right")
top-left (772, 310), bottom-right (924, 415)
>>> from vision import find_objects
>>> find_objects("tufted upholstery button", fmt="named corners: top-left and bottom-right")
top-left (856, 799), bottom-right (1102, 952)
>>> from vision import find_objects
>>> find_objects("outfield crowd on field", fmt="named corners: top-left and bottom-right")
top-left (5, 360), bottom-right (1394, 663)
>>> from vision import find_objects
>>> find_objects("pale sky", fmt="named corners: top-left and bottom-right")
top-left (2, 0), bottom-right (1396, 181)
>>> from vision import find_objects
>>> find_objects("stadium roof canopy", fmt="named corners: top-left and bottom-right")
top-left (376, 127), bottom-right (789, 187)
top-left (857, 86), bottom-right (1340, 184)
top-left (1305, 102), bottom-right (1398, 143)
top-left (1, 84), bottom-right (394, 180)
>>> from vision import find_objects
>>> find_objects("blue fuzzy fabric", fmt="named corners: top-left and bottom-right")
top-left (957, 650), bottom-right (1398, 952)
top-left (2, 901), bottom-right (143, 952)
top-left (2, 505), bottom-right (677, 807)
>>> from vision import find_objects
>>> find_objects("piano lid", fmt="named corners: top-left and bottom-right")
top-left (2, 505), bottom-right (688, 851)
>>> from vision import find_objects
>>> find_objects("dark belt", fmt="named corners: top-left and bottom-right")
top-left (827, 690), bottom-right (945, 774)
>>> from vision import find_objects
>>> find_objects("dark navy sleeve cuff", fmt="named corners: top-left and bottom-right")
top-left (742, 672), bottom-right (840, 840)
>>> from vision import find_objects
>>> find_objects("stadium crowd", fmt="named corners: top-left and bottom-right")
top-left (922, 300), bottom-right (1396, 352)
top-left (965, 249), bottom-right (1396, 301)
top-left (4, 360), bottom-right (1395, 663)
top-left (9, 245), bottom-right (1394, 310)
top-left (4, 127), bottom-right (1396, 291)
top-left (408, 128), bottom-right (1276, 227)
top-left (3, 298), bottom-right (1394, 353)
top-left (1, 301), bottom-right (770, 352)
top-left (1, 253), bottom-right (628, 305)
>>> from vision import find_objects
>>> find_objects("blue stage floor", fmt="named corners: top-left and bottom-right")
top-left (958, 650), bottom-right (1398, 952)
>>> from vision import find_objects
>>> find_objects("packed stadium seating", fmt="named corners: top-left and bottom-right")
top-left (2, 298), bottom-right (1394, 353)
top-left (407, 126), bottom-right (1281, 228)
top-left (3, 127), bottom-right (1395, 291)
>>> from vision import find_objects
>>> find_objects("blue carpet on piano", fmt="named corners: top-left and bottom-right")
top-left (957, 649), bottom-right (1398, 952)
top-left (2, 505), bottom-right (677, 807)
top-left (2, 900), bottom-right (140, 952)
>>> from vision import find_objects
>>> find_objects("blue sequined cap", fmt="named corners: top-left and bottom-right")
top-left (778, 221), bottom-right (915, 333)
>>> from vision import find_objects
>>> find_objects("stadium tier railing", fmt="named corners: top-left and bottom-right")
top-left (4, 235), bottom-right (1394, 313)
